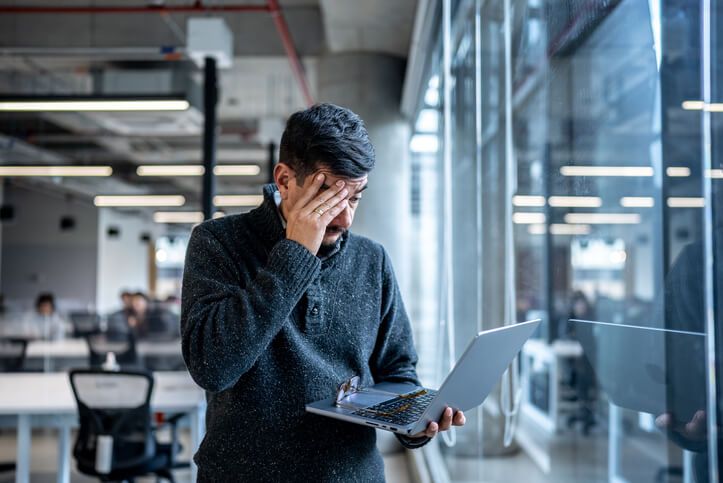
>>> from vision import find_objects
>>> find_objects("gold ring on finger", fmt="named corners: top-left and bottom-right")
top-left (314, 208), bottom-right (325, 216)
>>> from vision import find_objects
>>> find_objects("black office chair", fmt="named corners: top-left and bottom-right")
top-left (68, 369), bottom-right (188, 483)
top-left (69, 311), bottom-right (101, 338)
top-left (0, 337), bottom-right (27, 372)
top-left (85, 331), bottom-right (139, 369)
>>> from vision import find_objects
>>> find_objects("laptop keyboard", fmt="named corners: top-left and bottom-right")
top-left (352, 390), bottom-right (437, 426)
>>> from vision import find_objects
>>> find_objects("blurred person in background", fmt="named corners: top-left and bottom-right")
top-left (12, 292), bottom-right (71, 341)
top-left (108, 291), bottom-right (179, 341)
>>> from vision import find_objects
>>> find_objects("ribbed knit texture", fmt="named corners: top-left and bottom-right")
top-left (181, 184), bottom-right (424, 482)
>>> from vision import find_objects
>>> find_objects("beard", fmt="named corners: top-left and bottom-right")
top-left (321, 227), bottom-right (347, 247)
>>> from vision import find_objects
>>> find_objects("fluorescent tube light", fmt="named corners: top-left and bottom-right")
top-left (564, 213), bottom-right (641, 224)
top-left (512, 195), bottom-right (546, 207)
top-left (137, 165), bottom-right (205, 176)
top-left (560, 166), bottom-right (653, 177)
top-left (620, 197), bottom-right (655, 208)
top-left (527, 224), bottom-right (592, 235)
top-left (153, 211), bottom-right (204, 224)
top-left (94, 195), bottom-right (186, 207)
top-left (214, 165), bottom-right (261, 176)
top-left (512, 212), bottom-right (546, 224)
top-left (0, 166), bottom-right (112, 177)
top-left (213, 195), bottom-right (264, 207)
top-left (0, 99), bottom-right (190, 112)
top-left (682, 101), bottom-right (705, 110)
top-left (548, 196), bottom-right (602, 208)
top-left (706, 169), bottom-right (723, 179)
top-left (667, 197), bottom-right (705, 208)
top-left (681, 100), bottom-right (723, 112)
top-left (551, 224), bottom-right (591, 235)
top-left (666, 167), bottom-right (691, 177)
top-left (153, 211), bottom-right (226, 224)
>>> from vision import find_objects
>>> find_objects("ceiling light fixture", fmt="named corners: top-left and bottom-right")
top-left (620, 197), bottom-right (655, 208)
top-left (564, 213), bottom-right (641, 224)
top-left (667, 197), bottom-right (705, 208)
top-left (213, 195), bottom-right (264, 207)
top-left (512, 195), bottom-right (546, 207)
top-left (0, 166), bottom-right (112, 177)
top-left (0, 98), bottom-right (190, 112)
top-left (94, 195), bottom-right (186, 207)
top-left (214, 165), bottom-right (261, 176)
top-left (682, 100), bottom-right (723, 112)
top-left (548, 196), bottom-right (602, 208)
top-left (512, 212), bottom-right (546, 224)
top-left (560, 166), bottom-right (654, 177)
top-left (666, 167), bottom-right (691, 177)
top-left (137, 165), bottom-right (205, 176)
top-left (153, 211), bottom-right (226, 223)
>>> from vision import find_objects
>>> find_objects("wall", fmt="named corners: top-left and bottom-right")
top-left (96, 208), bottom-right (157, 313)
top-left (1, 183), bottom-right (98, 311)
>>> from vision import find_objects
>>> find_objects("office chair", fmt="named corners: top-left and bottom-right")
top-left (68, 369), bottom-right (189, 483)
top-left (85, 331), bottom-right (139, 369)
top-left (0, 337), bottom-right (27, 372)
top-left (69, 311), bottom-right (101, 338)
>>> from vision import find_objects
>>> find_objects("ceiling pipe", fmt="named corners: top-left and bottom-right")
top-left (267, 0), bottom-right (314, 107)
top-left (0, 1), bottom-right (315, 107)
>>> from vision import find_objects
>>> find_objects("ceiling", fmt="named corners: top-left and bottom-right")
top-left (0, 0), bottom-right (419, 226)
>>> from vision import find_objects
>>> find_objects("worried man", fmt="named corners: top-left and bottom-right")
top-left (181, 103), bottom-right (464, 482)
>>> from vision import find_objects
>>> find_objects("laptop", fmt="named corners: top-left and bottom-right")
top-left (569, 319), bottom-right (706, 423)
top-left (306, 319), bottom-right (540, 436)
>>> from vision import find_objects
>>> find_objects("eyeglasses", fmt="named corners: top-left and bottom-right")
top-left (334, 375), bottom-right (428, 417)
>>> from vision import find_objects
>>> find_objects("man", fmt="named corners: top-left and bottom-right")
top-left (181, 103), bottom-right (464, 481)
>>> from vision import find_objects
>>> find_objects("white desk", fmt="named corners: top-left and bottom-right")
top-left (25, 339), bottom-right (182, 358)
top-left (0, 371), bottom-right (205, 483)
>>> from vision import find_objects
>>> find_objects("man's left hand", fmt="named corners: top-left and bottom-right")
top-left (410, 407), bottom-right (465, 439)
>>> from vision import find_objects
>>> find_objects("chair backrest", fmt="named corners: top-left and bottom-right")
top-left (69, 311), bottom-right (101, 338)
top-left (85, 331), bottom-right (138, 368)
top-left (69, 369), bottom-right (155, 473)
top-left (0, 338), bottom-right (27, 372)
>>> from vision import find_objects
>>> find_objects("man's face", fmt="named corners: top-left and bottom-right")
top-left (285, 167), bottom-right (368, 247)
top-left (131, 295), bottom-right (148, 315)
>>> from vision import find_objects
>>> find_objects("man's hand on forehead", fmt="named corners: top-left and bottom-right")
top-left (284, 173), bottom-right (349, 255)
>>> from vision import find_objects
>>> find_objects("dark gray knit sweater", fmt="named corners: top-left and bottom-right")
top-left (181, 184), bottom-right (424, 482)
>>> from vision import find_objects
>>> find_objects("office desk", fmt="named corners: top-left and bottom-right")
top-left (24, 339), bottom-right (184, 371)
top-left (0, 371), bottom-right (205, 483)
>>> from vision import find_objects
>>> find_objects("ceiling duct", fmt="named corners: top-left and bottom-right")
top-left (84, 66), bottom-right (203, 137)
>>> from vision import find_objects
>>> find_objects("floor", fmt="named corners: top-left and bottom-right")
top-left (0, 429), bottom-right (413, 483)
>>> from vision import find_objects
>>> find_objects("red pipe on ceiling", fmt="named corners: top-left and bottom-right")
top-left (0, 1), bottom-right (315, 106)
top-left (267, 0), bottom-right (314, 107)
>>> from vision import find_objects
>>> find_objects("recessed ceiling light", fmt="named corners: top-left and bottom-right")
top-left (512, 195), bottom-right (546, 207)
top-left (137, 165), bottom-right (205, 176)
top-left (667, 197), bottom-right (705, 208)
top-left (560, 166), bottom-right (653, 177)
top-left (0, 166), bottom-right (112, 177)
top-left (512, 212), bottom-right (546, 224)
top-left (620, 197), bottom-right (655, 208)
top-left (548, 196), bottom-right (602, 208)
top-left (213, 195), bottom-right (264, 207)
top-left (564, 213), bottom-right (641, 224)
top-left (94, 195), bottom-right (186, 207)
top-left (666, 167), bottom-right (691, 177)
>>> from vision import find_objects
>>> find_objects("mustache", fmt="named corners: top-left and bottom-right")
top-left (325, 227), bottom-right (346, 235)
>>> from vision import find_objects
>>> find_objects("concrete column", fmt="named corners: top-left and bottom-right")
top-left (317, 53), bottom-right (412, 297)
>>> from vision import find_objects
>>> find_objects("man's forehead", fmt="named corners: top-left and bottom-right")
top-left (319, 171), bottom-right (368, 191)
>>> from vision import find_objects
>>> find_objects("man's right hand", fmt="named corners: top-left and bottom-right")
top-left (285, 173), bottom-right (348, 255)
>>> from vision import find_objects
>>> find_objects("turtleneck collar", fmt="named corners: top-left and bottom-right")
top-left (249, 183), bottom-right (347, 262)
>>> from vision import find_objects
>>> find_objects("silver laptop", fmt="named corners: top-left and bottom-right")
top-left (306, 319), bottom-right (540, 436)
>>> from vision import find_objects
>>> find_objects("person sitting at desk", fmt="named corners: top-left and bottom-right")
top-left (16, 293), bottom-right (71, 341)
top-left (107, 292), bottom-right (179, 341)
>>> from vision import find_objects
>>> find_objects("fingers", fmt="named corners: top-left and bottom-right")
top-left (438, 407), bottom-right (453, 431)
top-left (319, 187), bottom-right (350, 221)
top-left (296, 172), bottom-right (327, 207)
top-left (302, 180), bottom-right (348, 217)
top-left (453, 411), bottom-right (466, 426)
top-left (424, 421), bottom-right (439, 438)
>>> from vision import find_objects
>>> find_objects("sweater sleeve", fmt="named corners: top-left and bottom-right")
top-left (181, 225), bottom-right (320, 393)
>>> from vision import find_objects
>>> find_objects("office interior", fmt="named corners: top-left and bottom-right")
top-left (0, 0), bottom-right (722, 482)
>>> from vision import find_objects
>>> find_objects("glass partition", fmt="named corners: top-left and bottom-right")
top-left (410, 0), bottom-right (723, 481)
